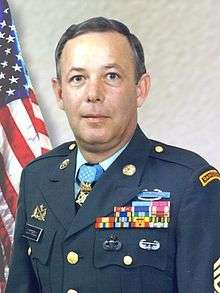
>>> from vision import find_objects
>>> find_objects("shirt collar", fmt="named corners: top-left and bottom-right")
top-left (75, 142), bottom-right (128, 177)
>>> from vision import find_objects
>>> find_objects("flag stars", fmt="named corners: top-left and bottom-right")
top-left (0, 72), bottom-right (5, 79)
top-left (0, 20), bottom-right (6, 28)
top-left (1, 61), bottom-right (8, 68)
top-left (23, 84), bottom-right (29, 91)
top-left (4, 8), bottom-right (9, 14)
top-left (12, 63), bottom-right (22, 72)
top-left (5, 48), bottom-right (11, 55)
top-left (6, 34), bottom-right (15, 43)
top-left (0, 32), bottom-right (5, 39)
top-left (9, 76), bottom-right (19, 84)
top-left (9, 24), bottom-right (16, 31)
top-left (16, 52), bottom-right (23, 60)
top-left (6, 88), bottom-right (15, 96)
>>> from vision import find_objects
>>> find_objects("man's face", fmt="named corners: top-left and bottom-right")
top-left (52, 31), bottom-right (150, 153)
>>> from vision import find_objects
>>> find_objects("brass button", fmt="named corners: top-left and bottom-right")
top-left (67, 290), bottom-right (78, 293)
top-left (123, 255), bottom-right (133, 266)
top-left (27, 247), bottom-right (32, 256)
top-left (67, 251), bottom-right (79, 265)
top-left (69, 143), bottom-right (76, 151)
top-left (155, 145), bottom-right (164, 153)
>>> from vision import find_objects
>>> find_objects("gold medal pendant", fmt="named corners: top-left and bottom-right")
top-left (75, 182), bottom-right (92, 206)
top-left (75, 191), bottom-right (89, 206)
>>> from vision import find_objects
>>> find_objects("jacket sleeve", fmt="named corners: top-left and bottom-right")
top-left (176, 166), bottom-right (220, 293)
top-left (5, 169), bottom-right (39, 293)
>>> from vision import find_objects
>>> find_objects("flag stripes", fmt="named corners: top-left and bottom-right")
top-left (0, 0), bottom-right (51, 287)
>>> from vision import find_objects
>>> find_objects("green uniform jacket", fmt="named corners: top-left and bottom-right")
top-left (6, 126), bottom-right (220, 293)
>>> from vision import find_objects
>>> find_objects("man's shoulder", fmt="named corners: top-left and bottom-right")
top-left (148, 139), bottom-right (210, 171)
top-left (132, 126), bottom-right (210, 172)
top-left (25, 141), bottom-right (77, 170)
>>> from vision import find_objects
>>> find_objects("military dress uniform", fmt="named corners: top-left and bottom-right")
top-left (5, 126), bottom-right (220, 293)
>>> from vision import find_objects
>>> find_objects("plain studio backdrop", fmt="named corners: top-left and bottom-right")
top-left (8, 0), bottom-right (220, 169)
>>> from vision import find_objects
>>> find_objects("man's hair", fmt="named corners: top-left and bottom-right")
top-left (55, 17), bottom-right (146, 82)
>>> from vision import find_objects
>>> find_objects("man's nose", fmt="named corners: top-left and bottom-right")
top-left (87, 78), bottom-right (104, 103)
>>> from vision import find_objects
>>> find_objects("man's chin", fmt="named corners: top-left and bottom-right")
top-left (82, 136), bottom-right (109, 146)
top-left (77, 132), bottom-right (112, 150)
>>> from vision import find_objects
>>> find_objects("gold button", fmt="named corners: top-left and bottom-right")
top-left (123, 255), bottom-right (133, 266)
top-left (69, 143), bottom-right (76, 151)
top-left (67, 290), bottom-right (78, 293)
top-left (27, 247), bottom-right (32, 256)
top-left (155, 145), bottom-right (164, 153)
top-left (67, 251), bottom-right (79, 265)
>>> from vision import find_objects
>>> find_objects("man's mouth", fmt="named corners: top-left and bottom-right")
top-left (82, 114), bottom-right (110, 122)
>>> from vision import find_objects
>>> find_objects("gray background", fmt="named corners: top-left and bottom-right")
top-left (8, 0), bottom-right (220, 168)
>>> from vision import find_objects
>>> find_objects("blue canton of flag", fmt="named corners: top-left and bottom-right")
top-left (0, 1), bottom-right (31, 106)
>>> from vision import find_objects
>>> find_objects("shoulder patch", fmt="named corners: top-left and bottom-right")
top-left (199, 169), bottom-right (220, 187)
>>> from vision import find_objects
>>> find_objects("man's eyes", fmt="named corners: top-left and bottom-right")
top-left (106, 72), bottom-right (120, 81)
top-left (68, 72), bottom-right (121, 85)
top-left (69, 75), bottom-right (84, 83)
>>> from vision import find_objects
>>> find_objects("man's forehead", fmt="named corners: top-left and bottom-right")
top-left (60, 31), bottom-right (135, 71)
top-left (62, 31), bottom-right (132, 55)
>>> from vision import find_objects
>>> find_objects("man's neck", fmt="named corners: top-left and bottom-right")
top-left (77, 130), bottom-right (135, 164)
top-left (78, 143), bottom-right (126, 164)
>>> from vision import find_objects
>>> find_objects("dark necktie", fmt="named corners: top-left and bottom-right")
top-left (75, 163), bottom-right (104, 208)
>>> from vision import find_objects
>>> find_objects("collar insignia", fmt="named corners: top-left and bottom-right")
top-left (59, 159), bottom-right (70, 170)
top-left (31, 204), bottom-right (47, 221)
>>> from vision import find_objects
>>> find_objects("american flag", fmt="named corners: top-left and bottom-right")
top-left (0, 0), bottom-right (51, 288)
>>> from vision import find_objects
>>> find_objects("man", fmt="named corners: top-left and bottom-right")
top-left (6, 17), bottom-right (220, 293)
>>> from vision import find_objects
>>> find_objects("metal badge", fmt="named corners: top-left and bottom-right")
top-left (122, 164), bottom-right (136, 176)
top-left (59, 159), bottom-right (70, 170)
top-left (31, 204), bottom-right (47, 221)
top-left (103, 235), bottom-right (122, 251)
top-left (138, 189), bottom-right (170, 201)
top-left (139, 239), bottom-right (160, 250)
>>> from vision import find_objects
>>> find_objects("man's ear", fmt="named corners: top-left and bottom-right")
top-left (136, 73), bottom-right (151, 108)
top-left (51, 77), bottom-right (64, 110)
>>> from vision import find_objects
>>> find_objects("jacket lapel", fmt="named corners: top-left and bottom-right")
top-left (39, 148), bottom-right (77, 230)
top-left (65, 126), bottom-right (153, 240)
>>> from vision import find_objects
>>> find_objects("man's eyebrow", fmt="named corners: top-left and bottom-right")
top-left (67, 64), bottom-right (124, 74)
top-left (103, 63), bottom-right (123, 70)
top-left (68, 67), bottom-right (86, 73)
